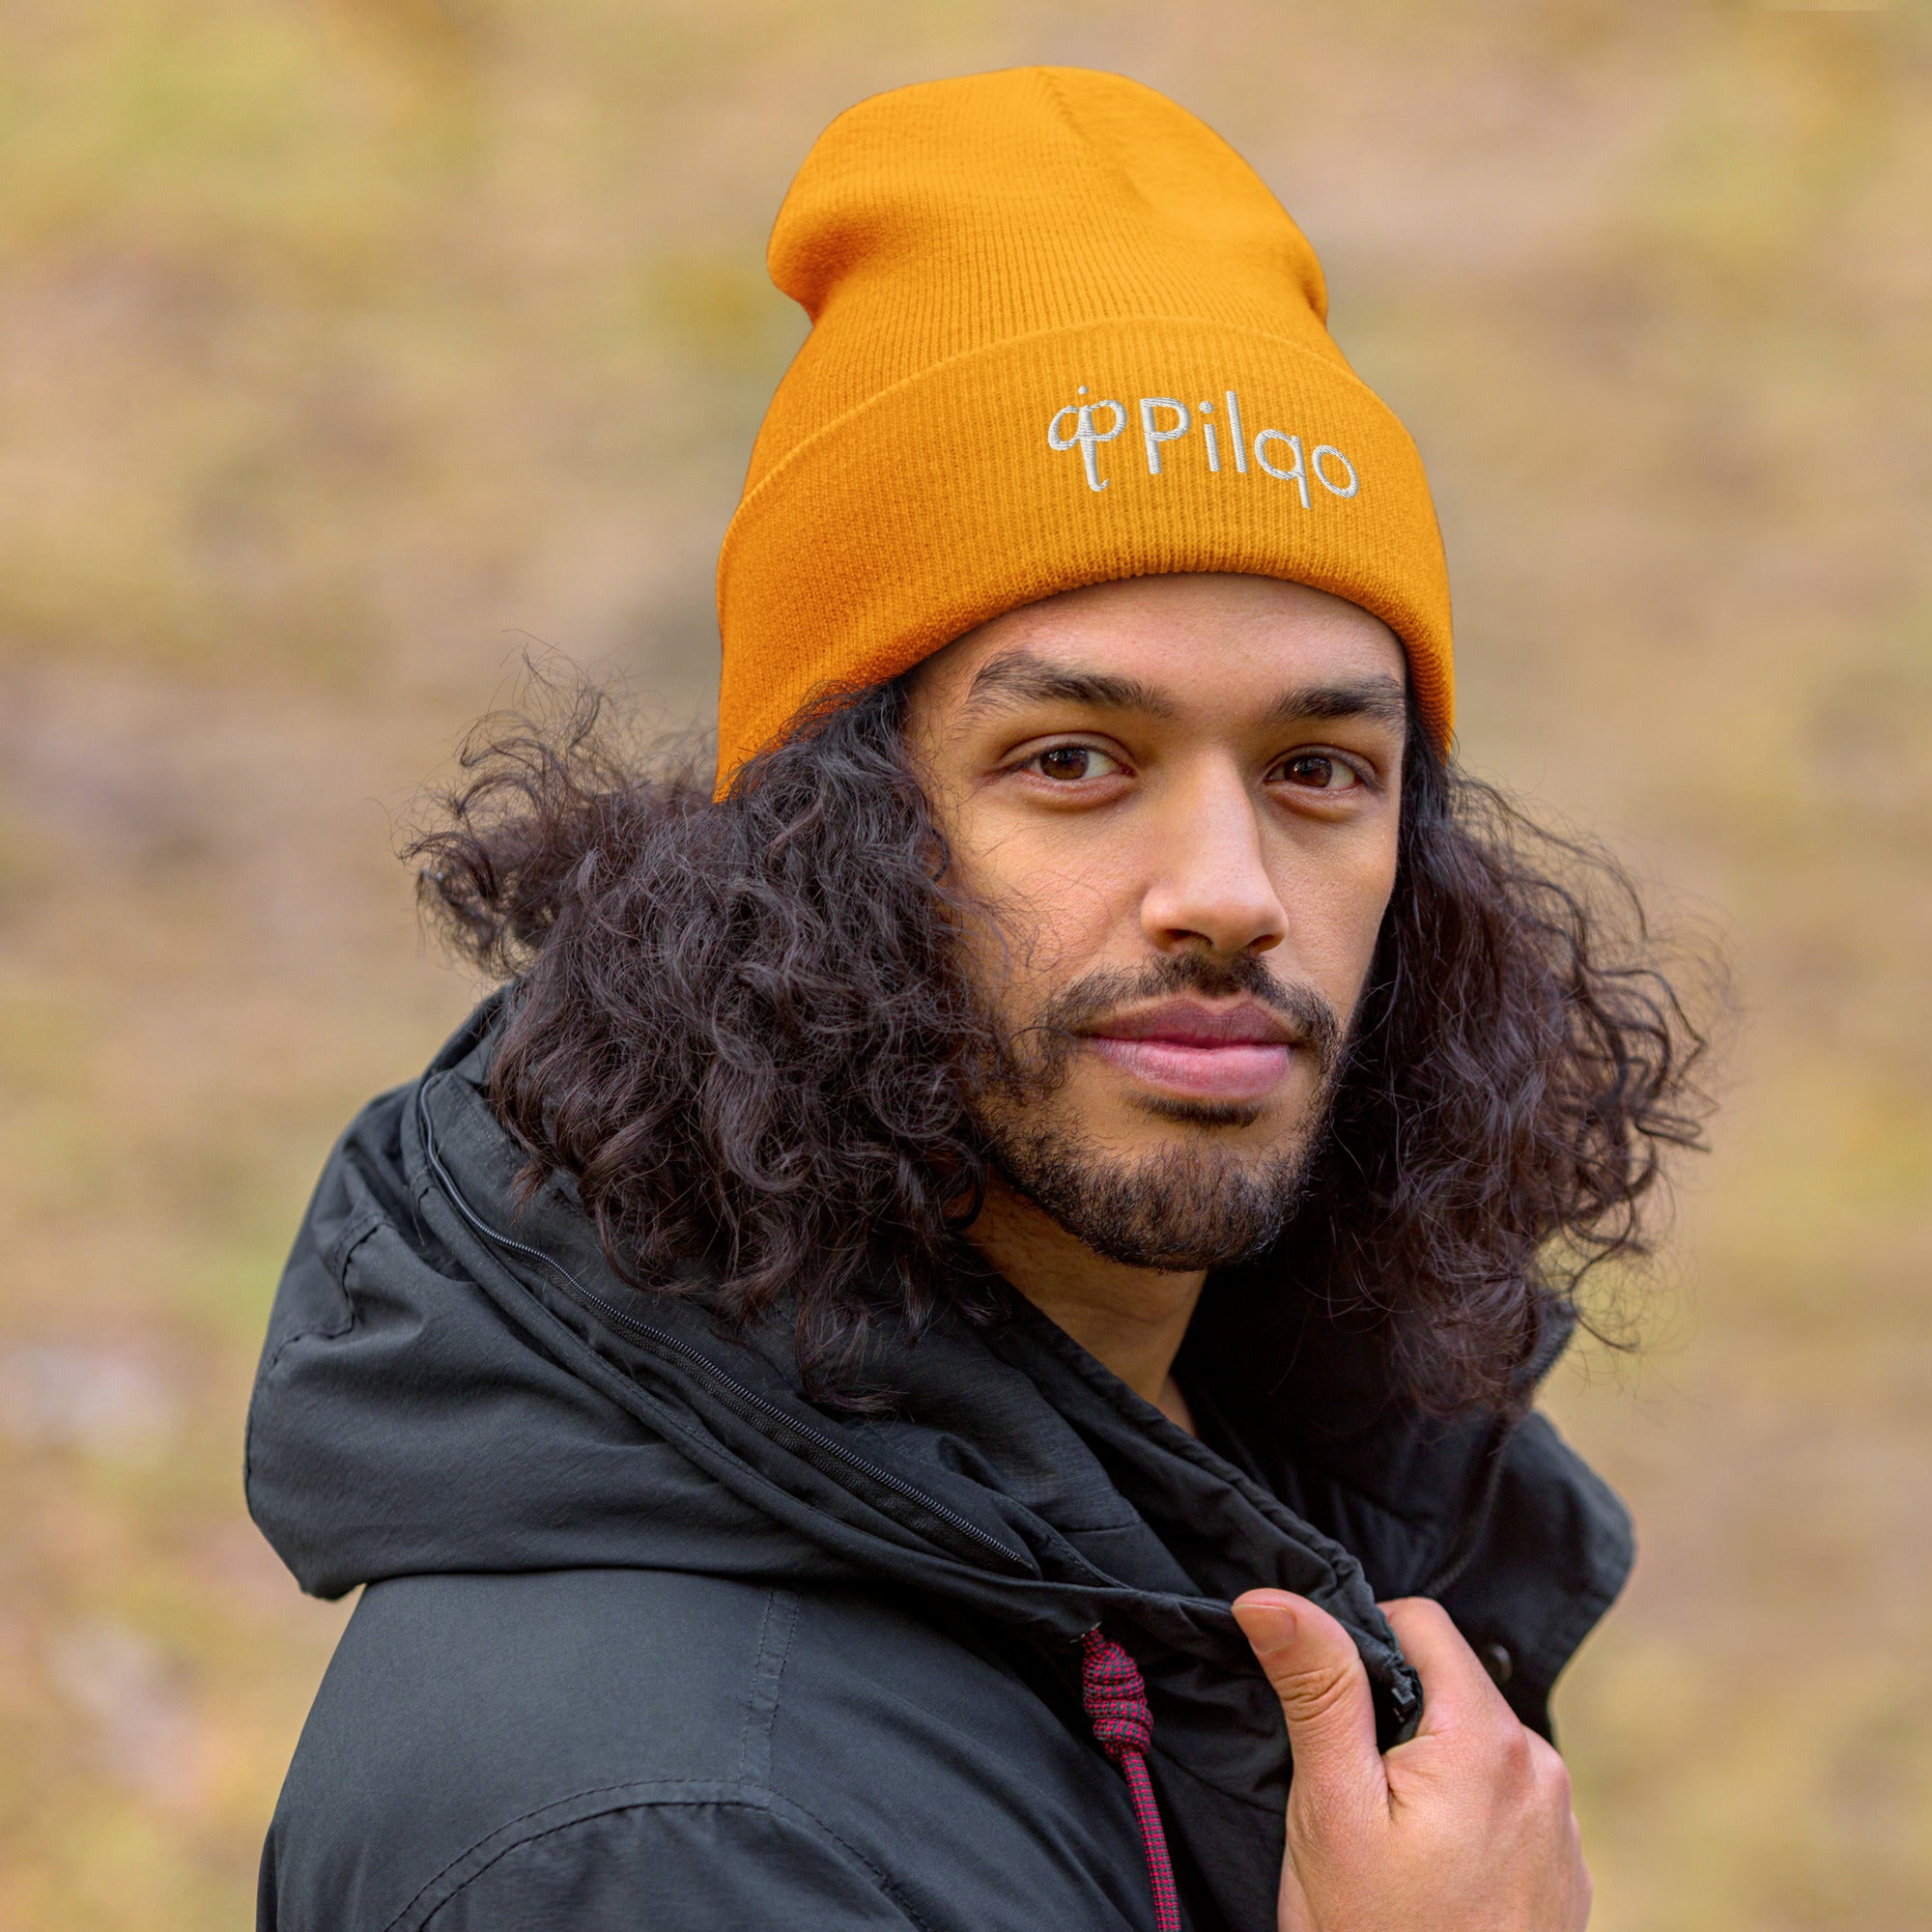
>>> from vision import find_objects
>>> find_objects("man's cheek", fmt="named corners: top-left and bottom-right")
top-left (1304, 868), bottom-right (1396, 1020)
top-left (985, 891), bottom-right (1118, 1006)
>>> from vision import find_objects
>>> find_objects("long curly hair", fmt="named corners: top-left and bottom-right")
top-left (409, 671), bottom-right (1715, 1413)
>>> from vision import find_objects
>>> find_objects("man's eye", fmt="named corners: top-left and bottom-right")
top-left (1276, 753), bottom-right (1361, 791)
top-left (1031, 746), bottom-right (1121, 781)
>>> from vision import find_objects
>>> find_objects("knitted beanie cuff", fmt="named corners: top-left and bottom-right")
top-left (716, 314), bottom-right (1452, 785)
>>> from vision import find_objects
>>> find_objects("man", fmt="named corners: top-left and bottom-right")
top-left (250, 69), bottom-right (1707, 1931)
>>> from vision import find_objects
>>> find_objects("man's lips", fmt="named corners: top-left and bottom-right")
top-left (1090, 999), bottom-right (1295, 1047)
top-left (1080, 999), bottom-right (1300, 1102)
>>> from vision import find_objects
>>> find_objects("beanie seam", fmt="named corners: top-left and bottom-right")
top-left (719, 315), bottom-right (1384, 566)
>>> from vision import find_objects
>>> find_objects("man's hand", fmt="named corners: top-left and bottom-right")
top-left (1232, 1591), bottom-right (1591, 1932)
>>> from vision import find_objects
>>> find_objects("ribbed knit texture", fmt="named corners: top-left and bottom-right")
top-left (1080, 1628), bottom-right (1181, 1932)
top-left (715, 67), bottom-right (1454, 785)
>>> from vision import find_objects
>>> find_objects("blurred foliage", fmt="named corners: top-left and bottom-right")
top-left (0, 3), bottom-right (1927, 1926)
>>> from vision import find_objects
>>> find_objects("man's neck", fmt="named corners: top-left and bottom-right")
top-left (966, 1172), bottom-right (1204, 1435)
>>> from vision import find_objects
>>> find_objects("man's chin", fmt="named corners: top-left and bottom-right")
top-left (986, 1120), bottom-right (1318, 1274)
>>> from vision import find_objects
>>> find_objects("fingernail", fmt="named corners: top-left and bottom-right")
top-left (1234, 1592), bottom-right (1299, 1645)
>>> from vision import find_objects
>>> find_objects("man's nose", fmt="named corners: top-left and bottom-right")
top-left (1138, 761), bottom-right (1288, 957)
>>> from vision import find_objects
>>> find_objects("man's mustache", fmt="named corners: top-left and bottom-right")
top-left (1020, 952), bottom-right (1345, 1078)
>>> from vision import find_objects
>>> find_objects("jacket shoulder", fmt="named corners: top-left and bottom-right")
top-left (262, 1567), bottom-right (810, 1931)
top-left (272, 1787), bottom-right (924, 1932)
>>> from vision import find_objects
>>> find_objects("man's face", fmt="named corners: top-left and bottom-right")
top-left (905, 573), bottom-right (1408, 1271)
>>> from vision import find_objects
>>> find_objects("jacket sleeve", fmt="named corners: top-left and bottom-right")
top-left (415, 1792), bottom-right (924, 1932)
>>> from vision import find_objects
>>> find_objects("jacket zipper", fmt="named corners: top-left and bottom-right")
top-left (413, 1080), bottom-right (1022, 1569)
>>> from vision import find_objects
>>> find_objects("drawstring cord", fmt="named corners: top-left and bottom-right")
top-left (1079, 1629), bottom-right (1181, 1932)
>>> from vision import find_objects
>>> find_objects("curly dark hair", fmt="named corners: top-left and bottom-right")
top-left (410, 670), bottom-right (1714, 1414)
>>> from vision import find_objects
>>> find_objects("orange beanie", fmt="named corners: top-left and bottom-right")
top-left (715, 66), bottom-right (1453, 785)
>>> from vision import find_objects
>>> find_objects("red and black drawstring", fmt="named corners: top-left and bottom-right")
top-left (1079, 1629), bottom-right (1181, 1932)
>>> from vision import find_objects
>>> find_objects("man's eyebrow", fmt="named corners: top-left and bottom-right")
top-left (959, 648), bottom-right (1178, 720)
top-left (1262, 674), bottom-right (1409, 731)
top-left (958, 652), bottom-right (1408, 733)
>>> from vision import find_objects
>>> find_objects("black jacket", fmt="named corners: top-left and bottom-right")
top-left (248, 1004), bottom-right (1633, 1931)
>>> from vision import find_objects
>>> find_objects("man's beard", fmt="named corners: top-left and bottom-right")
top-left (972, 952), bottom-right (1348, 1273)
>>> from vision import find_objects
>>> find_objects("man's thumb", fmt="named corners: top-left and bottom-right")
top-left (1232, 1591), bottom-right (1382, 1791)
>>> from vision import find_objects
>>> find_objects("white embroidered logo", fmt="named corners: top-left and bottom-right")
top-left (1046, 387), bottom-right (1360, 502)
top-left (1045, 389), bottom-right (1127, 492)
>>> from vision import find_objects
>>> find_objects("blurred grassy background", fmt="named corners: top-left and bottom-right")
top-left (1, 2), bottom-right (1927, 1926)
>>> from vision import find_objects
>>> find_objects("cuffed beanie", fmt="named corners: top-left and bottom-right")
top-left (714, 66), bottom-right (1453, 784)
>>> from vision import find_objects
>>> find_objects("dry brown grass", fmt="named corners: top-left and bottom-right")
top-left (1, 3), bottom-right (1927, 1925)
